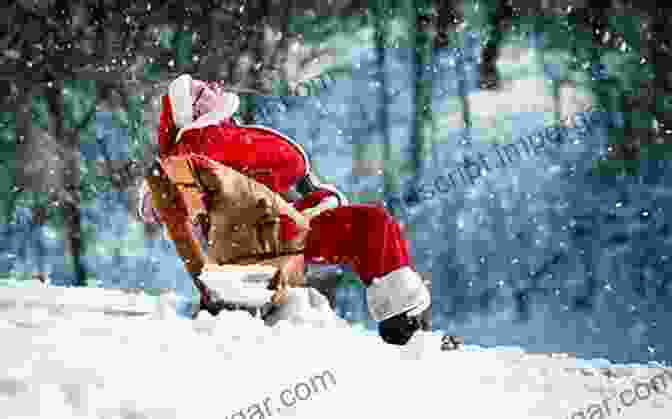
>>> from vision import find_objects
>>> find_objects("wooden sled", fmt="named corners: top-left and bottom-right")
top-left (199, 254), bottom-right (305, 310)
top-left (145, 157), bottom-right (309, 315)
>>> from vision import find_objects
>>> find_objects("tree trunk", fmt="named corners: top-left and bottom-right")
top-left (480, 0), bottom-right (515, 90)
top-left (456, 39), bottom-right (472, 140)
top-left (374, 0), bottom-right (398, 215)
top-left (651, 6), bottom-right (672, 146)
top-left (410, 0), bottom-right (435, 185)
top-left (46, 80), bottom-right (87, 287)
top-left (434, 1), bottom-right (471, 142)
top-left (434, 0), bottom-right (461, 49)
top-left (14, 82), bottom-right (36, 193)
top-left (234, 0), bottom-right (271, 124)
top-left (531, 7), bottom-right (563, 125)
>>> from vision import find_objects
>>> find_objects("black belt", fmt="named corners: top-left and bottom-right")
top-left (287, 171), bottom-right (320, 199)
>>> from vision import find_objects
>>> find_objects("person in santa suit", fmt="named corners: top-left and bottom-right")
top-left (140, 74), bottom-right (433, 346)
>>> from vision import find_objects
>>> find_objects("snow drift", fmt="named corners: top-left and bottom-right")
top-left (0, 283), bottom-right (670, 419)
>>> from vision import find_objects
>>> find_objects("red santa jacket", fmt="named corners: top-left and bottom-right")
top-left (155, 91), bottom-right (345, 242)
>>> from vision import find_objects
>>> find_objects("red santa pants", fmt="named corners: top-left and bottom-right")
top-left (303, 205), bottom-right (413, 285)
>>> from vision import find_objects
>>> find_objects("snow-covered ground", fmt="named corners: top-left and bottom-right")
top-left (1, 284), bottom-right (670, 419)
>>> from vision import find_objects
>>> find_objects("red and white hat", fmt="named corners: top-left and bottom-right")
top-left (168, 74), bottom-right (240, 141)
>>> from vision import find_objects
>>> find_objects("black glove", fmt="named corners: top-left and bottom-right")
top-left (378, 311), bottom-right (422, 345)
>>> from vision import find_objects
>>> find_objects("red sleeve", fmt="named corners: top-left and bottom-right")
top-left (279, 189), bottom-right (338, 241)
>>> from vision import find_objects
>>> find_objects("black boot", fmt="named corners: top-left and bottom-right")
top-left (378, 308), bottom-right (465, 349)
top-left (378, 310), bottom-right (423, 345)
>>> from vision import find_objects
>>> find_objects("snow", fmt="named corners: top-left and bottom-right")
top-left (1, 284), bottom-right (670, 419)
top-left (0, 284), bottom-right (157, 317)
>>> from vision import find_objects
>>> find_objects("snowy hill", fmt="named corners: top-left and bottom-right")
top-left (0, 284), bottom-right (670, 418)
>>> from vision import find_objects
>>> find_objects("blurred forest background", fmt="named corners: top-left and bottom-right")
top-left (1, 0), bottom-right (671, 364)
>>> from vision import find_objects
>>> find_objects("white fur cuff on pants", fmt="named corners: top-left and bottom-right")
top-left (366, 267), bottom-right (430, 322)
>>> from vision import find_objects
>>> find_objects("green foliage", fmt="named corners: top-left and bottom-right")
top-left (0, 112), bottom-right (17, 224)
top-left (450, 0), bottom-right (490, 45)
top-left (234, 93), bottom-right (258, 123)
top-left (1, 80), bottom-right (103, 284)
top-left (0, 114), bottom-right (16, 179)
top-left (297, 64), bottom-right (354, 95)
top-left (271, 79), bottom-right (292, 96)
top-left (144, 28), bottom-right (184, 81)
top-left (63, 80), bottom-right (97, 132)
top-left (608, 15), bottom-right (646, 53)
top-left (113, 95), bottom-right (152, 161)
top-left (656, 95), bottom-right (672, 118)
top-left (80, 161), bottom-right (111, 204)
top-left (158, 27), bottom-right (176, 49)
top-left (590, 158), bottom-right (641, 178)
top-left (31, 97), bottom-right (50, 131)
top-left (288, 12), bottom-right (372, 45)
top-left (0, 271), bottom-right (37, 286)
top-left (172, 31), bottom-right (193, 69)
top-left (143, 62), bottom-right (162, 82)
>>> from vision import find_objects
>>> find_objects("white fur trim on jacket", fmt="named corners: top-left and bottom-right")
top-left (366, 267), bottom-right (430, 322)
top-left (168, 74), bottom-right (193, 129)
